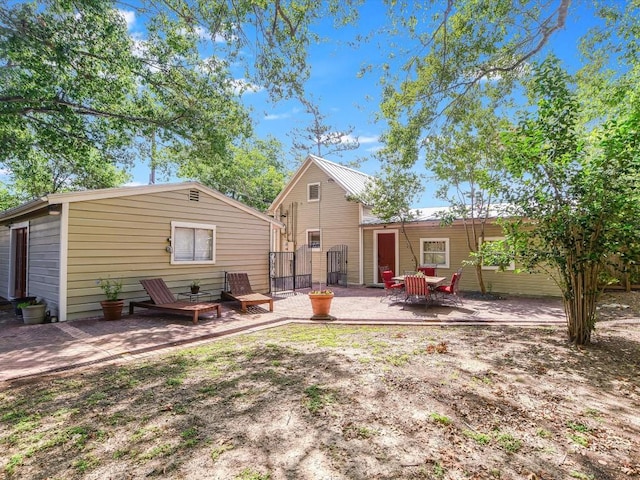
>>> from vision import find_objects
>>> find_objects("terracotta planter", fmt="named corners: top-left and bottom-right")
top-left (309, 292), bottom-right (335, 320)
top-left (100, 300), bottom-right (124, 321)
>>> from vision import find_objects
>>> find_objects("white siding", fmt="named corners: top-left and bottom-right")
top-left (28, 215), bottom-right (62, 313)
top-left (0, 228), bottom-right (10, 298)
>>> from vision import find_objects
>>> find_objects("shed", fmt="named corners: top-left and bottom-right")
top-left (0, 182), bottom-right (282, 321)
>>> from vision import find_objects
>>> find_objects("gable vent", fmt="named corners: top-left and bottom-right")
top-left (189, 190), bottom-right (200, 202)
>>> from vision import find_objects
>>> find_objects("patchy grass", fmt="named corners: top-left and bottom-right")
top-left (0, 323), bottom-right (638, 479)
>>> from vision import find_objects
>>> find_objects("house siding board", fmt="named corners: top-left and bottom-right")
top-left (0, 228), bottom-right (10, 297)
top-left (364, 223), bottom-right (561, 297)
top-left (65, 188), bottom-right (271, 320)
top-left (27, 215), bottom-right (61, 312)
top-left (280, 163), bottom-right (361, 285)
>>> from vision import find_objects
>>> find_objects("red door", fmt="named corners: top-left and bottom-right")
top-left (13, 227), bottom-right (28, 297)
top-left (377, 232), bottom-right (396, 282)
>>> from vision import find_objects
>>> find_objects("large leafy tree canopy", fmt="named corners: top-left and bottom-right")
top-left (372, 0), bottom-right (640, 344)
top-left (0, 0), bottom-right (357, 208)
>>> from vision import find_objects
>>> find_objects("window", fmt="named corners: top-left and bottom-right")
top-left (420, 238), bottom-right (450, 269)
top-left (481, 237), bottom-right (515, 270)
top-left (307, 229), bottom-right (321, 250)
top-left (171, 221), bottom-right (216, 264)
top-left (307, 183), bottom-right (320, 202)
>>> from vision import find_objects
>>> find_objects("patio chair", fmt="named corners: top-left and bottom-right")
top-left (221, 272), bottom-right (274, 313)
top-left (381, 270), bottom-right (404, 303)
top-left (378, 264), bottom-right (390, 283)
top-left (403, 275), bottom-right (431, 307)
top-left (129, 278), bottom-right (221, 324)
top-left (417, 265), bottom-right (437, 276)
top-left (434, 268), bottom-right (463, 306)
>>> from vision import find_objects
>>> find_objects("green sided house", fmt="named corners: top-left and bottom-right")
top-left (269, 155), bottom-right (560, 296)
top-left (0, 182), bottom-right (282, 321)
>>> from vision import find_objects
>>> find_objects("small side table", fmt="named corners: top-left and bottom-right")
top-left (177, 291), bottom-right (214, 302)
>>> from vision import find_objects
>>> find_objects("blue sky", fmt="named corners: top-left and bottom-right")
top-left (124, 1), bottom-right (604, 207)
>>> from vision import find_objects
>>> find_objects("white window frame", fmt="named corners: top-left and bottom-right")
top-left (481, 236), bottom-right (515, 271)
top-left (170, 221), bottom-right (216, 265)
top-left (420, 237), bottom-right (450, 269)
top-left (307, 182), bottom-right (320, 202)
top-left (306, 228), bottom-right (321, 251)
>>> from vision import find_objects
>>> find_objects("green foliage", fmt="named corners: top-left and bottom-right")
top-left (181, 136), bottom-right (287, 211)
top-left (429, 412), bottom-right (451, 426)
top-left (98, 277), bottom-right (123, 301)
top-left (0, 0), bottom-right (358, 205)
top-left (500, 56), bottom-right (640, 345)
top-left (303, 384), bottom-right (335, 414)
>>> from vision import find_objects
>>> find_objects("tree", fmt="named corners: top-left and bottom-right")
top-left (423, 93), bottom-right (507, 294)
top-left (379, 0), bottom-right (572, 166)
top-left (500, 57), bottom-right (640, 345)
top-left (179, 136), bottom-right (288, 211)
top-left (289, 96), bottom-right (359, 163)
top-left (0, 0), bottom-right (360, 201)
top-left (359, 160), bottom-right (424, 270)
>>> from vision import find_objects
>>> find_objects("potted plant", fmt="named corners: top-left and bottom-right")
top-left (18, 299), bottom-right (47, 325)
top-left (11, 296), bottom-right (37, 317)
top-left (308, 289), bottom-right (335, 320)
top-left (98, 277), bottom-right (124, 321)
top-left (190, 280), bottom-right (201, 294)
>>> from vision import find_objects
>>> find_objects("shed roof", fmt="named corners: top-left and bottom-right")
top-left (0, 182), bottom-right (284, 227)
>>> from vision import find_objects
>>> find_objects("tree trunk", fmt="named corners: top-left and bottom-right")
top-left (562, 258), bottom-right (599, 345)
top-left (401, 220), bottom-right (420, 270)
top-left (475, 263), bottom-right (486, 295)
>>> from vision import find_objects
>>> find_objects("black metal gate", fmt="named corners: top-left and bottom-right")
top-left (269, 245), bottom-right (312, 293)
top-left (327, 244), bottom-right (348, 286)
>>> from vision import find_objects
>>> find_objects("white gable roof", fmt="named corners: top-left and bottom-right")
top-left (269, 154), bottom-right (372, 212)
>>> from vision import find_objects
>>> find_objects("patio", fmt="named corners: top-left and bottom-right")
top-left (0, 286), bottom-right (566, 382)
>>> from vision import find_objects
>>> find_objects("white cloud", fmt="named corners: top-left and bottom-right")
top-left (231, 78), bottom-right (264, 95)
top-left (123, 181), bottom-right (145, 187)
top-left (358, 135), bottom-right (380, 144)
top-left (264, 107), bottom-right (302, 121)
top-left (116, 9), bottom-right (136, 30)
top-left (264, 112), bottom-right (292, 120)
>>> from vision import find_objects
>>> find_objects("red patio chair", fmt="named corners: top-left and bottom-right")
top-left (434, 269), bottom-right (463, 306)
top-left (418, 266), bottom-right (436, 276)
top-left (381, 270), bottom-right (404, 303)
top-left (403, 275), bottom-right (431, 307)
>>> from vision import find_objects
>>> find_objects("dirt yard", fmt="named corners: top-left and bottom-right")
top-left (1, 292), bottom-right (639, 480)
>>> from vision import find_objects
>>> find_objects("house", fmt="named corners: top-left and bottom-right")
top-left (268, 154), bottom-right (371, 287)
top-left (269, 155), bottom-right (560, 296)
top-left (0, 182), bottom-right (283, 321)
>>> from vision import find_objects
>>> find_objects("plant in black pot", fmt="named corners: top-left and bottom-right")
top-left (190, 280), bottom-right (201, 294)
top-left (18, 298), bottom-right (47, 325)
top-left (98, 277), bottom-right (124, 321)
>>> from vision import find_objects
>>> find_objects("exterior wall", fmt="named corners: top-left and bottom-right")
top-left (363, 222), bottom-right (561, 297)
top-left (0, 227), bottom-right (10, 298)
top-left (27, 215), bottom-right (61, 314)
top-left (65, 188), bottom-right (272, 320)
top-left (277, 163), bottom-right (361, 286)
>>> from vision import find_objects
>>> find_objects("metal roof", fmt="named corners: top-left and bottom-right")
top-left (309, 155), bottom-right (372, 198)
top-left (362, 204), bottom-right (511, 225)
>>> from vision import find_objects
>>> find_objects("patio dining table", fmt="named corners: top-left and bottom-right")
top-left (392, 275), bottom-right (447, 287)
